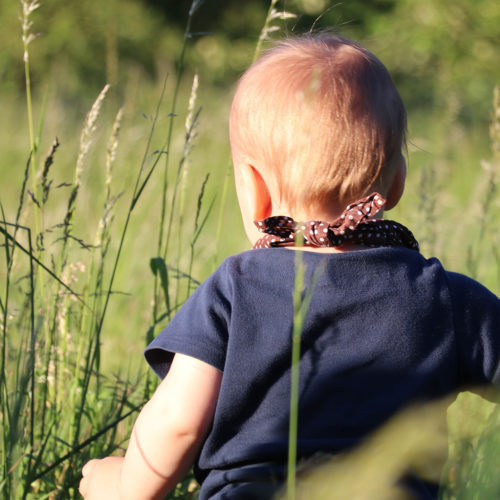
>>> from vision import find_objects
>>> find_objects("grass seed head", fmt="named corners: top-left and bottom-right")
top-left (20, 0), bottom-right (41, 63)
top-left (75, 84), bottom-right (111, 188)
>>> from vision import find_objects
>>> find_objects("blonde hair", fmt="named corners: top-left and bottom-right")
top-left (229, 34), bottom-right (407, 215)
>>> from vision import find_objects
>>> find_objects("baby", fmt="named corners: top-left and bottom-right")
top-left (80, 34), bottom-right (500, 500)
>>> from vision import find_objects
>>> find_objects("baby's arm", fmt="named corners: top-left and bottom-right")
top-left (79, 353), bottom-right (222, 500)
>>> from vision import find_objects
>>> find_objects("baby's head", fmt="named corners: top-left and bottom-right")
top-left (230, 34), bottom-right (407, 241)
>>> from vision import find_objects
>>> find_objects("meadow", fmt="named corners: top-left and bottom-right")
top-left (1, 0), bottom-right (500, 498)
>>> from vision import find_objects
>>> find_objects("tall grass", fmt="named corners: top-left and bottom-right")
top-left (1, 82), bottom-right (144, 498)
top-left (0, 0), bottom-right (217, 497)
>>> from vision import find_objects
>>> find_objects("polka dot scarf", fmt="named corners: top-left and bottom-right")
top-left (253, 192), bottom-right (419, 252)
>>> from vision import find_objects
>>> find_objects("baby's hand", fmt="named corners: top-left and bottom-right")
top-left (79, 456), bottom-right (123, 499)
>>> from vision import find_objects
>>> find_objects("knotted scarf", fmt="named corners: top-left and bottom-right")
top-left (253, 193), bottom-right (419, 252)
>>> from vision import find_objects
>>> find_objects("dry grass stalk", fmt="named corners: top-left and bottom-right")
top-left (106, 107), bottom-right (123, 188)
top-left (75, 84), bottom-right (111, 188)
top-left (20, 0), bottom-right (40, 64)
top-left (64, 84), bottom-right (110, 234)
top-left (184, 73), bottom-right (199, 157)
top-left (94, 107), bottom-right (123, 247)
top-left (255, 0), bottom-right (296, 59)
top-left (41, 137), bottom-right (60, 205)
top-left (185, 74), bottom-right (199, 137)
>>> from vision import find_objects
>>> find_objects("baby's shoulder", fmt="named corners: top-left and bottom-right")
top-left (444, 270), bottom-right (500, 303)
top-left (217, 248), bottom-right (295, 277)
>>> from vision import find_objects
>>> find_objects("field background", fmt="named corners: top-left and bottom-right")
top-left (1, 0), bottom-right (500, 498)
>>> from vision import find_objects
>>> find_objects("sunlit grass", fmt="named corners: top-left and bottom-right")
top-left (0, 1), bottom-right (226, 497)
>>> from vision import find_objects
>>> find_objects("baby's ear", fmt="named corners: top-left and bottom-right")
top-left (385, 157), bottom-right (406, 211)
top-left (234, 162), bottom-right (273, 245)
top-left (249, 165), bottom-right (273, 220)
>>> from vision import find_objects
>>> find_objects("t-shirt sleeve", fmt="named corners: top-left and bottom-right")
top-left (447, 272), bottom-right (500, 387)
top-left (144, 264), bottom-right (231, 379)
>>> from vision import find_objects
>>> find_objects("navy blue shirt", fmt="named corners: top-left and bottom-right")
top-left (145, 247), bottom-right (500, 499)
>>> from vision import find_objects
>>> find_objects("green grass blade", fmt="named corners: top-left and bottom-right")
top-left (0, 223), bottom-right (87, 309)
